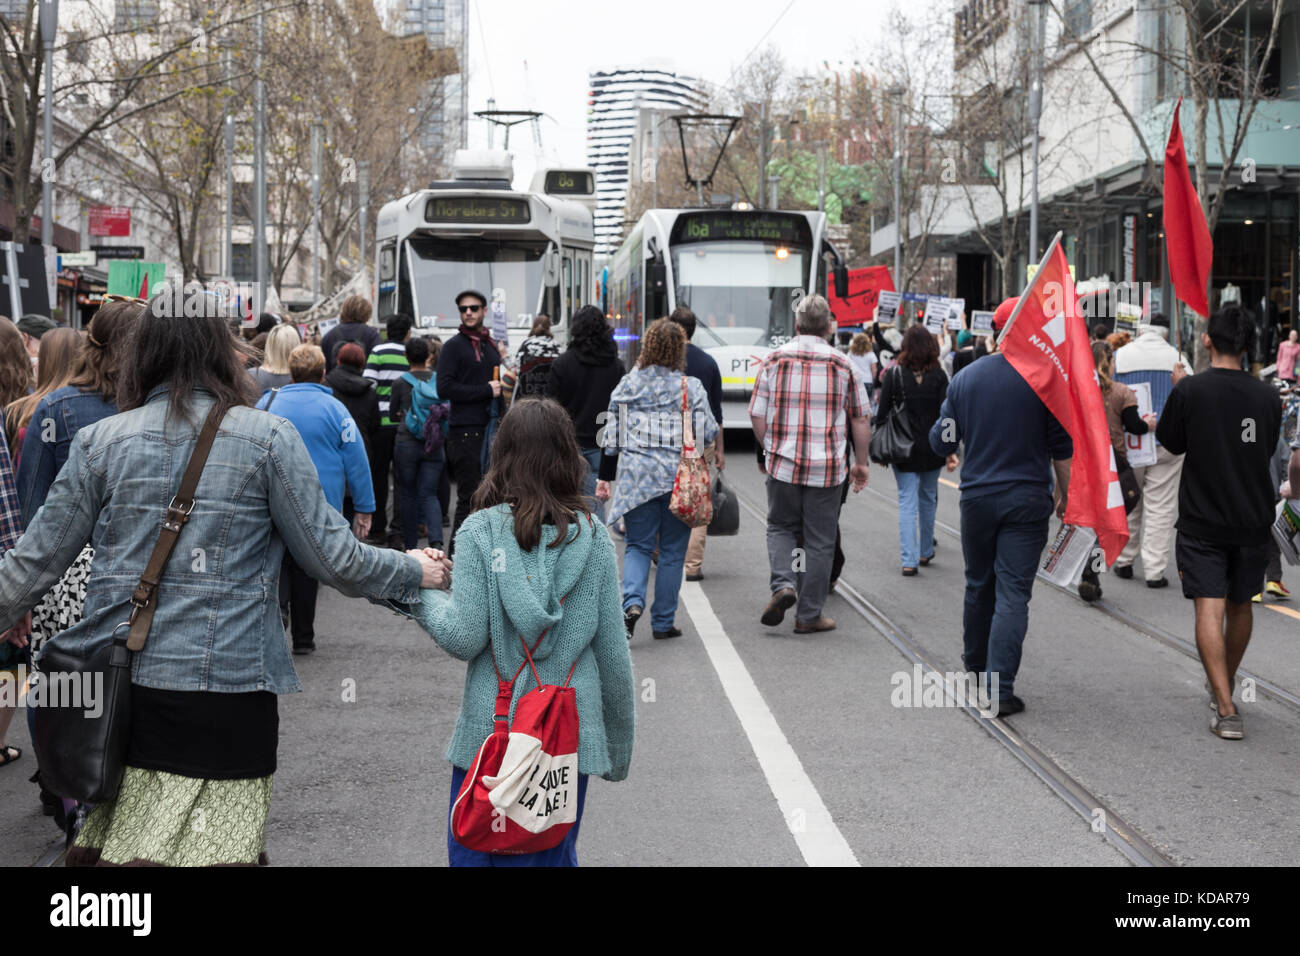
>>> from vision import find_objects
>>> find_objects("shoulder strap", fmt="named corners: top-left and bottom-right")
top-left (263, 386), bottom-right (282, 413)
top-left (124, 403), bottom-right (226, 652)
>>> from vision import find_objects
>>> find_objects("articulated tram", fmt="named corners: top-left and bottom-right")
top-left (603, 208), bottom-right (849, 427)
top-left (374, 151), bottom-right (597, 358)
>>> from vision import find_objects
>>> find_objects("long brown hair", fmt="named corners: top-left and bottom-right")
top-left (4, 326), bottom-right (81, 438)
top-left (70, 300), bottom-right (146, 405)
top-left (1092, 340), bottom-right (1114, 392)
top-left (898, 324), bottom-right (940, 372)
top-left (0, 318), bottom-right (33, 409)
top-left (470, 398), bottom-right (591, 551)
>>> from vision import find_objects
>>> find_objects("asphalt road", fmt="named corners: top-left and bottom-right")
top-left (3, 433), bottom-right (1296, 866)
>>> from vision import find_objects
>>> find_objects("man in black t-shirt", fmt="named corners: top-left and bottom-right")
top-left (1157, 305), bottom-right (1281, 741)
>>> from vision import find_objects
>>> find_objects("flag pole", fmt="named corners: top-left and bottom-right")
top-left (996, 230), bottom-right (1064, 347)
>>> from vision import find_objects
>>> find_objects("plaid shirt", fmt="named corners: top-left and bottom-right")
top-left (0, 429), bottom-right (21, 553)
top-left (749, 335), bottom-right (868, 488)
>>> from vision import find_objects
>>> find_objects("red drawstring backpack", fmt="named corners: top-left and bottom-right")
top-left (451, 612), bottom-right (581, 854)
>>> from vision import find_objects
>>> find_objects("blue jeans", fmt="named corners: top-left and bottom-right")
top-left (896, 468), bottom-right (940, 568)
top-left (622, 492), bottom-right (691, 631)
top-left (393, 440), bottom-right (444, 551)
top-left (958, 487), bottom-right (1053, 700)
top-left (581, 446), bottom-right (604, 522)
top-left (446, 765), bottom-right (587, 867)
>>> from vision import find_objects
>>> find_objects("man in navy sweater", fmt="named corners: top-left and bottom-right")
top-left (669, 307), bottom-right (725, 581)
top-left (436, 289), bottom-right (502, 549)
top-left (930, 297), bottom-right (1073, 717)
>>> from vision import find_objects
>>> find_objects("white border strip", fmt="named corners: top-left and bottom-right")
top-left (679, 582), bottom-right (860, 867)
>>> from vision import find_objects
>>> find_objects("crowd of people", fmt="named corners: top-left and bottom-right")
top-left (0, 281), bottom-right (1295, 867)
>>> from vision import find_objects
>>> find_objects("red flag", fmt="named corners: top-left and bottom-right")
top-left (998, 239), bottom-right (1130, 564)
top-left (138, 274), bottom-right (150, 299)
top-left (1163, 98), bottom-right (1213, 318)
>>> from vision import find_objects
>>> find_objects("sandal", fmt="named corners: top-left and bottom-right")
top-left (0, 744), bottom-right (21, 767)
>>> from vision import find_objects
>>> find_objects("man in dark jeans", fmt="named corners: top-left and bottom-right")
top-left (930, 299), bottom-right (1073, 718)
top-left (436, 289), bottom-right (502, 552)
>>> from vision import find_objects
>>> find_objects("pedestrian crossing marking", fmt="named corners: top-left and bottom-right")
top-left (679, 582), bottom-right (860, 867)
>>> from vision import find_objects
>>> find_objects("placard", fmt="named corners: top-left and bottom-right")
top-left (1124, 381), bottom-right (1157, 468)
top-left (1038, 523), bottom-right (1097, 587)
top-left (490, 287), bottom-right (508, 345)
top-left (946, 297), bottom-right (966, 331)
top-left (876, 290), bottom-right (901, 325)
top-left (923, 296), bottom-right (949, 334)
top-left (970, 310), bottom-right (995, 335)
top-left (1113, 301), bottom-right (1142, 336)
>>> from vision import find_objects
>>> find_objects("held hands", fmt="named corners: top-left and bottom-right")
top-left (595, 479), bottom-right (611, 502)
top-left (849, 463), bottom-right (869, 493)
top-left (2, 611), bottom-right (31, 648)
top-left (409, 549), bottom-right (452, 590)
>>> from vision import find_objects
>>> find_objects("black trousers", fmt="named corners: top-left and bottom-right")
top-left (446, 429), bottom-right (485, 548)
top-left (831, 475), bottom-right (851, 585)
top-left (279, 551), bottom-right (319, 648)
top-left (369, 427), bottom-right (402, 536)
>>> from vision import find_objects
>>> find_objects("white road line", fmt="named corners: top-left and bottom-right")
top-left (679, 582), bottom-right (860, 867)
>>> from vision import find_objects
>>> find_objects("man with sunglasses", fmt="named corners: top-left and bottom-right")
top-left (436, 289), bottom-right (503, 551)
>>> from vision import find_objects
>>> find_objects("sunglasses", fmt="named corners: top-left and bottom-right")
top-left (458, 304), bottom-right (483, 313)
top-left (102, 293), bottom-right (147, 306)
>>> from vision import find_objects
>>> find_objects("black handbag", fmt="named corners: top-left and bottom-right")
top-left (868, 365), bottom-right (915, 467)
top-left (707, 476), bottom-right (739, 536)
top-left (30, 404), bottom-right (225, 804)
top-left (1116, 456), bottom-right (1142, 515)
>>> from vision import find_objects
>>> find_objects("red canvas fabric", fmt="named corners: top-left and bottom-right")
top-left (1163, 99), bottom-right (1214, 319)
top-left (998, 242), bottom-right (1131, 564)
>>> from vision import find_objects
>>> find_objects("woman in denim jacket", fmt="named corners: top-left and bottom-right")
top-left (0, 302), bottom-right (446, 866)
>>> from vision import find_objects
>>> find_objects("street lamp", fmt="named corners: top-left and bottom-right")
top-left (1028, 0), bottom-right (1047, 261)
top-left (887, 85), bottom-right (905, 289)
top-left (310, 121), bottom-right (322, 302)
top-left (40, 0), bottom-right (59, 248)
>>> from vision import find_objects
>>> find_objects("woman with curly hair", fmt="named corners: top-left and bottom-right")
top-left (547, 305), bottom-right (625, 518)
top-left (875, 325), bottom-right (956, 576)
top-left (595, 318), bottom-right (717, 640)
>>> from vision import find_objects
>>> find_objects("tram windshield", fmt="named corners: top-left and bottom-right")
top-left (405, 235), bottom-right (548, 330)
top-left (670, 240), bottom-right (810, 349)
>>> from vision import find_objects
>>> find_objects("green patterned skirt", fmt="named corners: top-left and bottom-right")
top-left (68, 767), bottom-right (273, 867)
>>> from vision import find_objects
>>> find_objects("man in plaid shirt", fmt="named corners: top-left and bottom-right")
top-left (750, 294), bottom-right (871, 633)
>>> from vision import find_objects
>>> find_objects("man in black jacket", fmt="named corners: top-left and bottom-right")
top-left (669, 306), bottom-right (725, 581)
top-left (436, 289), bottom-right (502, 547)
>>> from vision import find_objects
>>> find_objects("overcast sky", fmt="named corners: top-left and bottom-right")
top-left (461, 0), bottom-right (897, 185)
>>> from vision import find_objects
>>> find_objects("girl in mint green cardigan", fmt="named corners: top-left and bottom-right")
top-left (413, 399), bottom-right (635, 866)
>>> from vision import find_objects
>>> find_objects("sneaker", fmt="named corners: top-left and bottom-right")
top-left (1251, 592), bottom-right (1263, 603)
top-left (623, 605), bottom-right (643, 640)
top-left (1210, 709), bottom-right (1243, 740)
top-left (1114, 564), bottom-right (1134, 579)
top-left (293, 643), bottom-right (316, 655)
top-left (1146, 577), bottom-right (1169, 589)
top-left (1267, 580), bottom-right (1291, 599)
top-left (760, 588), bottom-right (797, 626)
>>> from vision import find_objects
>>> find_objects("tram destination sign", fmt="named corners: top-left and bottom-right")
top-left (672, 212), bottom-right (810, 245)
top-left (424, 196), bottom-right (531, 224)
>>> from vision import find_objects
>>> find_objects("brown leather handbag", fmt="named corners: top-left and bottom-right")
top-left (31, 404), bottom-right (226, 803)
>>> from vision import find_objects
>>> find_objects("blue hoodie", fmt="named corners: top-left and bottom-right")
top-left (256, 382), bottom-right (375, 513)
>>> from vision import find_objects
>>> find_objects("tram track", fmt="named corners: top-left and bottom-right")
top-left (862, 486), bottom-right (1300, 719)
top-left (732, 488), bottom-right (1174, 867)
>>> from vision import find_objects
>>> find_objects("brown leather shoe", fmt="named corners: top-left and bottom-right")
top-left (760, 588), bottom-right (797, 626)
top-left (793, 616), bottom-right (836, 634)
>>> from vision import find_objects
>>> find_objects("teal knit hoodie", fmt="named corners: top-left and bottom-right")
top-left (413, 504), bottom-right (635, 781)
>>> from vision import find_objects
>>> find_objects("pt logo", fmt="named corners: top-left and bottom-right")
top-left (1042, 312), bottom-right (1066, 347)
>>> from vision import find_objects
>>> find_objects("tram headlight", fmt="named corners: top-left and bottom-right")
top-left (775, 247), bottom-right (789, 260)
